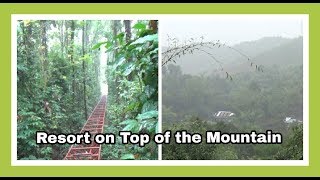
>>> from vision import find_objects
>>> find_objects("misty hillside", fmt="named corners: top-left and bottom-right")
top-left (232, 36), bottom-right (295, 58)
top-left (162, 36), bottom-right (303, 161)
top-left (169, 36), bottom-right (303, 75)
top-left (224, 36), bottom-right (303, 74)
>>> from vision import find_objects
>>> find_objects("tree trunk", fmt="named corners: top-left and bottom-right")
top-left (69, 20), bottom-right (76, 103)
top-left (59, 20), bottom-right (65, 57)
top-left (65, 20), bottom-right (69, 58)
top-left (113, 20), bottom-right (120, 101)
top-left (124, 20), bottom-right (132, 42)
top-left (149, 20), bottom-right (158, 34)
top-left (40, 20), bottom-right (48, 89)
top-left (124, 20), bottom-right (133, 81)
top-left (82, 20), bottom-right (88, 120)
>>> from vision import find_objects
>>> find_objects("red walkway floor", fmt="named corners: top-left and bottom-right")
top-left (64, 95), bottom-right (107, 160)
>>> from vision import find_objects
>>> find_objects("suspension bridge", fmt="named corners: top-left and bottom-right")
top-left (64, 95), bottom-right (107, 160)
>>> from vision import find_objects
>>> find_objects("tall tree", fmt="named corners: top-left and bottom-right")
top-left (124, 20), bottom-right (133, 81)
top-left (69, 20), bottom-right (76, 102)
top-left (124, 20), bottom-right (132, 42)
top-left (112, 20), bottom-right (121, 101)
top-left (82, 20), bottom-right (88, 119)
top-left (58, 20), bottom-right (65, 57)
top-left (40, 20), bottom-right (48, 90)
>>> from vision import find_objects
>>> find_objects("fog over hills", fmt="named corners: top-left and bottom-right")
top-left (164, 36), bottom-right (303, 75)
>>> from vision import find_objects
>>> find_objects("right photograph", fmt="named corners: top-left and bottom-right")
top-left (161, 15), bottom-right (307, 160)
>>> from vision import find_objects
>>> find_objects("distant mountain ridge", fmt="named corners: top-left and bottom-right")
top-left (166, 36), bottom-right (303, 75)
top-left (224, 36), bottom-right (303, 74)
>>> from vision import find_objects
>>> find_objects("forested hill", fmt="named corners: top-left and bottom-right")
top-left (224, 36), bottom-right (303, 74)
top-left (162, 36), bottom-right (303, 160)
top-left (162, 36), bottom-right (303, 135)
top-left (169, 36), bottom-right (302, 75)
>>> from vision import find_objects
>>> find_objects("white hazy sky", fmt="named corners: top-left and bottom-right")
top-left (160, 15), bottom-right (305, 46)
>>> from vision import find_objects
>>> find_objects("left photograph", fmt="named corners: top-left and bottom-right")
top-left (15, 19), bottom-right (158, 160)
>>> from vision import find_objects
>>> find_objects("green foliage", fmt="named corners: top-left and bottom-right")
top-left (99, 20), bottom-right (158, 160)
top-left (275, 124), bottom-right (303, 160)
top-left (162, 117), bottom-right (218, 160)
top-left (132, 22), bottom-right (146, 30)
top-left (17, 20), bottom-right (103, 159)
top-left (163, 64), bottom-right (302, 130)
top-left (92, 41), bottom-right (108, 50)
top-left (162, 64), bottom-right (303, 160)
top-left (129, 34), bottom-right (158, 46)
top-left (137, 110), bottom-right (158, 120)
top-left (120, 119), bottom-right (139, 132)
top-left (120, 154), bottom-right (135, 160)
top-left (163, 117), bottom-right (300, 160)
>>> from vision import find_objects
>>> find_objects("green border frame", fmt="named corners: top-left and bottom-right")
top-left (0, 3), bottom-right (319, 177)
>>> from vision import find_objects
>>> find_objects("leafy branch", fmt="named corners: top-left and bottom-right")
top-left (162, 36), bottom-right (264, 80)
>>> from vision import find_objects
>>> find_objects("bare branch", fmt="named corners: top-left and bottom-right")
top-left (162, 36), bottom-right (264, 80)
